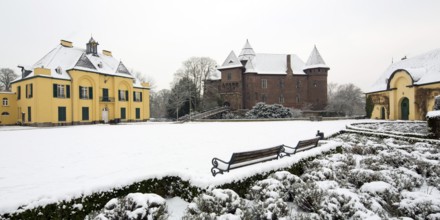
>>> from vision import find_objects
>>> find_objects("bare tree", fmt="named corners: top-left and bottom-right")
top-left (174, 57), bottom-right (217, 111)
top-left (326, 83), bottom-right (365, 116)
top-left (131, 70), bottom-right (157, 92)
top-left (150, 89), bottom-right (171, 118)
top-left (0, 68), bottom-right (18, 91)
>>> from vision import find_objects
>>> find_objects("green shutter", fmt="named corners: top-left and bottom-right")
top-left (53, 84), bottom-right (57, 97)
top-left (118, 90), bottom-right (121, 101)
top-left (25, 85), bottom-right (28, 98)
top-left (140, 92), bottom-right (143, 102)
top-left (79, 86), bottom-right (83, 98)
top-left (17, 86), bottom-right (21, 100)
top-left (66, 85), bottom-right (70, 98)
top-left (125, 90), bottom-right (129, 101)
top-left (89, 87), bottom-right (93, 99)
top-left (30, 84), bottom-right (33, 98)
top-left (28, 107), bottom-right (31, 122)
top-left (133, 91), bottom-right (136, 101)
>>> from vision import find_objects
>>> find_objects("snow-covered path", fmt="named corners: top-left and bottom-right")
top-left (0, 120), bottom-right (365, 214)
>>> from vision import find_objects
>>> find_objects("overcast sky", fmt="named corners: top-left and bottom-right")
top-left (1, 0), bottom-right (439, 92)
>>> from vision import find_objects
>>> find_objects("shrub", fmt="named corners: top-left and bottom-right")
top-left (292, 182), bottom-right (325, 213)
top-left (348, 169), bottom-right (383, 188)
top-left (86, 193), bottom-right (168, 220)
top-left (183, 188), bottom-right (245, 219)
top-left (245, 102), bottom-right (299, 119)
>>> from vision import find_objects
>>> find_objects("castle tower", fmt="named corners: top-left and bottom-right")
top-left (217, 51), bottom-right (245, 109)
top-left (238, 39), bottom-right (256, 61)
top-left (303, 45), bottom-right (329, 110)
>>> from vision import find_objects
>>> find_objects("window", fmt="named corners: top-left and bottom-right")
top-left (1, 112), bottom-right (9, 116)
top-left (227, 73), bottom-right (232, 80)
top-left (17, 86), bottom-right (21, 100)
top-left (261, 94), bottom-right (267, 103)
top-left (279, 95), bottom-right (285, 104)
top-left (118, 90), bottom-right (128, 101)
top-left (82, 107), bottom-right (89, 121)
top-left (80, 86), bottom-right (90, 99)
top-left (58, 106), bottom-right (66, 122)
top-left (26, 84), bottom-right (33, 98)
top-left (28, 107), bottom-right (31, 122)
top-left (133, 91), bottom-right (142, 102)
top-left (53, 84), bottom-right (70, 98)
top-left (279, 79), bottom-right (284, 89)
top-left (255, 92), bottom-right (258, 101)
top-left (296, 95), bottom-right (300, 103)
top-left (121, 107), bottom-right (126, 120)
top-left (296, 80), bottom-right (301, 89)
top-left (102, 88), bottom-right (109, 101)
top-left (136, 108), bottom-right (141, 119)
top-left (261, 79), bottom-right (268, 89)
top-left (2, 98), bottom-right (8, 106)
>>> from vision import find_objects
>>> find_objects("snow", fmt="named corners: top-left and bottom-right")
top-left (427, 110), bottom-right (440, 119)
top-left (360, 181), bottom-right (395, 194)
top-left (238, 39), bottom-right (256, 61)
top-left (166, 197), bottom-right (189, 220)
top-left (245, 53), bottom-right (306, 75)
top-left (13, 43), bottom-right (144, 88)
top-left (368, 48), bottom-right (440, 93)
top-left (218, 50), bottom-right (243, 70)
top-left (0, 120), bottom-right (362, 214)
top-left (304, 45), bottom-right (329, 70)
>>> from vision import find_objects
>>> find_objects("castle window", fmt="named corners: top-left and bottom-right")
top-left (279, 79), bottom-right (284, 89)
top-left (2, 98), bottom-right (8, 106)
top-left (279, 95), bottom-right (284, 104)
top-left (118, 90), bottom-right (128, 101)
top-left (296, 80), bottom-right (301, 88)
top-left (54, 84), bottom-right (67, 98)
top-left (1, 112), bottom-right (9, 116)
top-left (26, 84), bottom-right (33, 98)
top-left (296, 95), bottom-right (300, 103)
top-left (261, 94), bottom-right (267, 103)
top-left (227, 73), bottom-right (232, 80)
top-left (80, 86), bottom-right (90, 99)
top-left (261, 79), bottom-right (268, 89)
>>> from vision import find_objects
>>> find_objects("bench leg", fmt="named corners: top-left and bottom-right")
top-left (211, 167), bottom-right (225, 177)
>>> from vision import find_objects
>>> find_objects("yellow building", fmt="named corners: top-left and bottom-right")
top-left (366, 49), bottom-right (440, 120)
top-left (3, 38), bottom-right (150, 126)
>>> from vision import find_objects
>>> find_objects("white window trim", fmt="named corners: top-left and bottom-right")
top-left (81, 87), bottom-right (89, 99)
top-left (2, 98), bottom-right (8, 106)
top-left (57, 85), bottom-right (65, 98)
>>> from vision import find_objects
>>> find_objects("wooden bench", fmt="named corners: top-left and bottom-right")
top-left (211, 145), bottom-right (284, 176)
top-left (280, 137), bottom-right (320, 158)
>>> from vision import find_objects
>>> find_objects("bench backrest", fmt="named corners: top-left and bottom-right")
top-left (295, 137), bottom-right (320, 153)
top-left (229, 145), bottom-right (283, 170)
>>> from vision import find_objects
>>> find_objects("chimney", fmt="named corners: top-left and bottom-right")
top-left (286, 54), bottom-right (293, 74)
top-left (102, 50), bottom-right (112, 57)
top-left (60, 40), bottom-right (73, 47)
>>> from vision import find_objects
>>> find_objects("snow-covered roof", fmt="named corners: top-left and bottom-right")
top-left (304, 45), bottom-right (329, 70)
top-left (238, 39), bottom-right (256, 61)
top-left (243, 53), bottom-right (306, 75)
top-left (368, 48), bottom-right (440, 93)
top-left (218, 51), bottom-right (243, 70)
top-left (14, 42), bottom-right (145, 88)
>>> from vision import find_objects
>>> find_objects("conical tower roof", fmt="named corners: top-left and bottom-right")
top-left (304, 45), bottom-right (329, 70)
top-left (238, 39), bottom-right (256, 61)
top-left (218, 50), bottom-right (243, 70)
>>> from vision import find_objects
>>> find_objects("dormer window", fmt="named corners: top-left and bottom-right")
top-left (55, 66), bottom-right (62, 74)
top-left (97, 62), bottom-right (103, 68)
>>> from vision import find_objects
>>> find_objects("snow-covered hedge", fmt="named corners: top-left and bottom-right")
top-left (86, 193), bottom-right (168, 220)
top-left (245, 102), bottom-right (301, 119)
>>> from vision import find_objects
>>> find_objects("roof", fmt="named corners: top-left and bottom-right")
top-left (14, 43), bottom-right (145, 88)
top-left (244, 53), bottom-right (306, 75)
top-left (368, 48), bottom-right (440, 93)
top-left (304, 45), bottom-right (329, 70)
top-left (238, 39), bottom-right (256, 61)
top-left (218, 51), bottom-right (243, 70)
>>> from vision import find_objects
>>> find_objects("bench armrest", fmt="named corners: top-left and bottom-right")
top-left (211, 157), bottom-right (230, 177)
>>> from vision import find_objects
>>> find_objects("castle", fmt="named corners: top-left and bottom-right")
top-left (205, 40), bottom-right (329, 111)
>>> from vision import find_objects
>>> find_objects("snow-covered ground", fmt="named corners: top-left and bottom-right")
top-left (0, 120), bottom-right (363, 214)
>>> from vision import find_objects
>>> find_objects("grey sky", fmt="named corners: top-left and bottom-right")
top-left (1, 0), bottom-right (439, 92)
